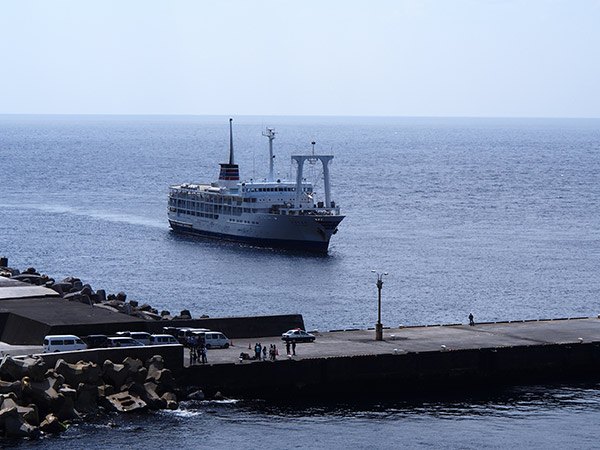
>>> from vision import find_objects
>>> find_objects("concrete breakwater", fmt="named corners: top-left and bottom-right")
top-left (0, 345), bottom-right (184, 439)
top-left (184, 341), bottom-right (600, 398)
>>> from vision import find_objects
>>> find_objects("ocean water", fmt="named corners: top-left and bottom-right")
top-left (1, 115), bottom-right (600, 447)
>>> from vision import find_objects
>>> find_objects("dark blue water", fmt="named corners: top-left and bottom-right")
top-left (1, 115), bottom-right (600, 447)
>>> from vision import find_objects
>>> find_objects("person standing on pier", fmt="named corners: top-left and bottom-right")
top-left (255, 343), bottom-right (261, 360)
top-left (469, 313), bottom-right (475, 326)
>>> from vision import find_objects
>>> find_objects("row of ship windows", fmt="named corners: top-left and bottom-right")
top-left (173, 210), bottom-right (219, 219)
top-left (169, 197), bottom-right (255, 206)
top-left (170, 206), bottom-right (257, 216)
top-left (170, 200), bottom-right (265, 212)
top-left (229, 219), bottom-right (259, 225)
top-left (242, 187), bottom-right (311, 193)
top-left (170, 193), bottom-right (308, 204)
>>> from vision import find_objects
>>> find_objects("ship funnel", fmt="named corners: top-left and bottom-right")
top-left (219, 118), bottom-right (239, 188)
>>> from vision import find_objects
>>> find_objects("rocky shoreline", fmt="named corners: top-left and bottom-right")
top-left (0, 258), bottom-right (197, 321)
top-left (0, 353), bottom-right (192, 439)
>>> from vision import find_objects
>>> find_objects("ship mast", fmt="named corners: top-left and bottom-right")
top-left (262, 127), bottom-right (276, 181)
top-left (292, 153), bottom-right (334, 210)
top-left (229, 117), bottom-right (234, 165)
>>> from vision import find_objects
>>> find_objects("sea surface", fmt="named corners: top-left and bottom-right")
top-left (1, 115), bottom-right (599, 448)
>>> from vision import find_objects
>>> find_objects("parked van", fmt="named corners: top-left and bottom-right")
top-left (204, 332), bottom-right (230, 349)
top-left (107, 337), bottom-right (142, 347)
top-left (83, 334), bottom-right (109, 349)
top-left (162, 326), bottom-right (179, 337)
top-left (177, 328), bottom-right (211, 345)
top-left (129, 332), bottom-right (151, 345)
top-left (150, 334), bottom-right (179, 345)
top-left (113, 331), bottom-right (151, 345)
top-left (43, 335), bottom-right (87, 353)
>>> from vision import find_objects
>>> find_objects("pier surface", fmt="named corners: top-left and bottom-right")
top-left (194, 317), bottom-right (600, 364)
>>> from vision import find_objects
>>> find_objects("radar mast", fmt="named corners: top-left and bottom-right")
top-left (262, 127), bottom-right (276, 181)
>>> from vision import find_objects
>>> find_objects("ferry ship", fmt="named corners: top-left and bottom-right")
top-left (167, 119), bottom-right (344, 252)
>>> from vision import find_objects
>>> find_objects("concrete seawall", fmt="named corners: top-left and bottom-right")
top-left (183, 343), bottom-right (600, 397)
top-left (32, 344), bottom-right (184, 374)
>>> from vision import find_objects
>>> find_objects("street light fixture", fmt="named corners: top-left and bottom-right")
top-left (372, 270), bottom-right (388, 341)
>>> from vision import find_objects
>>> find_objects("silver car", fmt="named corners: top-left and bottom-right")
top-left (281, 329), bottom-right (316, 342)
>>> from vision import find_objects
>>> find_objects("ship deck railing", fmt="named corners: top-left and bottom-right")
top-left (271, 205), bottom-right (342, 216)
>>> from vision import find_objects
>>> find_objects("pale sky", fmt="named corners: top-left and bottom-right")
top-left (1, 0), bottom-right (599, 117)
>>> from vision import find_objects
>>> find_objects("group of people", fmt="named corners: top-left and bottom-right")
top-left (252, 342), bottom-right (279, 361)
top-left (188, 335), bottom-right (208, 364)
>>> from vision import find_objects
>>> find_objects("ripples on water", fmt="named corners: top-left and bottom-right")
top-left (9, 384), bottom-right (600, 449)
top-left (2, 116), bottom-right (600, 330)
top-left (1, 116), bottom-right (600, 447)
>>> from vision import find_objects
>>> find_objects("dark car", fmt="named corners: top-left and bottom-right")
top-left (162, 326), bottom-right (179, 337)
top-left (107, 337), bottom-right (143, 347)
top-left (83, 334), bottom-right (109, 349)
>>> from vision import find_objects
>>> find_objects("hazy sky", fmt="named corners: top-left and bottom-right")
top-left (1, 0), bottom-right (599, 117)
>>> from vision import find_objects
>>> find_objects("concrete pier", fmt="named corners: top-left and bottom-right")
top-left (4, 274), bottom-right (600, 398)
top-left (182, 317), bottom-right (600, 397)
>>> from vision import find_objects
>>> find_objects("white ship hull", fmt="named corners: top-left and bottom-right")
top-left (168, 210), bottom-right (344, 252)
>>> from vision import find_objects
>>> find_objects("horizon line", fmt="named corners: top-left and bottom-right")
top-left (1, 113), bottom-right (599, 120)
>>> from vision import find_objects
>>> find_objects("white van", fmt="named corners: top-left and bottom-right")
top-left (43, 335), bottom-right (87, 353)
top-left (149, 334), bottom-right (179, 345)
top-left (114, 331), bottom-right (151, 345)
top-left (204, 332), bottom-right (230, 349)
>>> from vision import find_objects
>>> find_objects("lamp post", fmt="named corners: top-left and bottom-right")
top-left (371, 270), bottom-right (388, 341)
